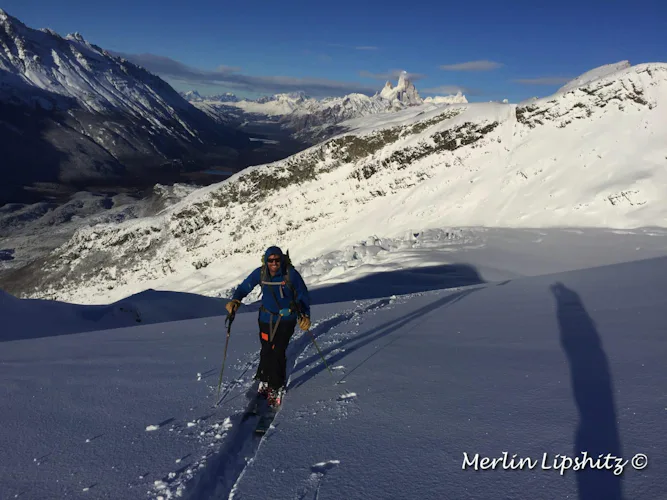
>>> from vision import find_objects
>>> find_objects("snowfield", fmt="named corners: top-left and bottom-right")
top-left (1, 60), bottom-right (667, 499)
top-left (1, 234), bottom-right (666, 499)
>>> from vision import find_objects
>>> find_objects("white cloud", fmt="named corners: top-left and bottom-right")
top-left (111, 52), bottom-right (377, 97)
top-left (421, 85), bottom-right (468, 95)
top-left (359, 69), bottom-right (427, 81)
top-left (440, 60), bottom-right (504, 71)
top-left (326, 43), bottom-right (380, 51)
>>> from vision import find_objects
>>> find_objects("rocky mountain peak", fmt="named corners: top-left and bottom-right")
top-left (380, 71), bottom-right (422, 105)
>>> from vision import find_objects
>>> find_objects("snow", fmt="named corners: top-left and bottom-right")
top-left (378, 70), bottom-right (422, 105)
top-left (558, 60), bottom-right (632, 94)
top-left (216, 72), bottom-right (460, 128)
top-left (423, 92), bottom-right (468, 104)
top-left (22, 61), bottom-right (667, 306)
top-left (1, 233), bottom-right (666, 499)
top-left (1, 57), bottom-right (667, 499)
top-left (226, 97), bottom-right (305, 116)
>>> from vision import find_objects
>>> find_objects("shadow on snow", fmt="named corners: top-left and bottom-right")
top-left (551, 282), bottom-right (624, 500)
top-left (289, 287), bottom-right (481, 390)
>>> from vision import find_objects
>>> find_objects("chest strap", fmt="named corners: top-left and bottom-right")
top-left (261, 280), bottom-right (286, 298)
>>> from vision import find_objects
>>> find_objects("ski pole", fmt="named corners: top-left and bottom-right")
top-left (295, 305), bottom-right (333, 377)
top-left (216, 310), bottom-right (235, 399)
top-left (305, 326), bottom-right (333, 377)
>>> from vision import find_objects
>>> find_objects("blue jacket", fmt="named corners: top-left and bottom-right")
top-left (232, 246), bottom-right (311, 324)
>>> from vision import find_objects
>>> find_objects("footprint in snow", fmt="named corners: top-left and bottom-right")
top-left (146, 417), bottom-right (176, 431)
top-left (311, 460), bottom-right (340, 473)
top-left (337, 392), bottom-right (357, 401)
top-left (297, 460), bottom-right (341, 500)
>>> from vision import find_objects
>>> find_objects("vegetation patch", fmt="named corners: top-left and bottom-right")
top-left (350, 121), bottom-right (499, 181)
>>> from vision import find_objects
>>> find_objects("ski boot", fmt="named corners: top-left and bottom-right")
top-left (267, 387), bottom-right (285, 408)
top-left (258, 381), bottom-right (270, 398)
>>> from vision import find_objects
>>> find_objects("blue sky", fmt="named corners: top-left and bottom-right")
top-left (3, 0), bottom-right (666, 102)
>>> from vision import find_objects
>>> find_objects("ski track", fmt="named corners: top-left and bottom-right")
top-left (179, 297), bottom-right (394, 500)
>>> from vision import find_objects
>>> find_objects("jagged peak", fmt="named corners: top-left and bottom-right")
top-left (39, 27), bottom-right (62, 38)
top-left (379, 71), bottom-right (421, 105)
top-left (397, 70), bottom-right (409, 87)
top-left (0, 8), bottom-right (25, 31)
top-left (0, 8), bottom-right (11, 23)
top-left (65, 32), bottom-right (87, 43)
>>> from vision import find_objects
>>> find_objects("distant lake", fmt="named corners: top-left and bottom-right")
top-left (249, 137), bottom-right (280, 145)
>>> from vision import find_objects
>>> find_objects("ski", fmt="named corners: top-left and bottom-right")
top-left (242, 393), bottom-right (265, 420)
top-left (254, 407), bottom-right (278, 435)
top-left (254, 389), bottom-right (283, 434)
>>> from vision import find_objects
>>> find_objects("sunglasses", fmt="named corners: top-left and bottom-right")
top-left (267, 258), bottom-right (281, 264)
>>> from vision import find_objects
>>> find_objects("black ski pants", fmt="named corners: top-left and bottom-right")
top-left (257, 318), bottom-right (297, 389)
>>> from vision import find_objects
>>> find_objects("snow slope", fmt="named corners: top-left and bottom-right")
top-left (1, 237), bottom-right (665, 500)
top-left (557, 60), bottom-right (632, 94)
top-left (9, 61), bottom-right (667, 305)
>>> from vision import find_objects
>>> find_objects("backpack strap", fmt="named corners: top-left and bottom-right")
top-left (259, 250), bottom-right (302, 324)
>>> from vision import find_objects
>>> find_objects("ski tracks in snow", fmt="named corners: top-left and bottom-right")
top-left (178, 296), bottom-right (397, 500)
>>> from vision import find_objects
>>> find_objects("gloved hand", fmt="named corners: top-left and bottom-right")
top-left (298, 315), bottom-right (311, 331)
top-left (226, 299), bottom-right (241, 315)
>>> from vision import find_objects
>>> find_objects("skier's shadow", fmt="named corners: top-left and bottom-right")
top-left (551, 282), bottom-right (624, 500)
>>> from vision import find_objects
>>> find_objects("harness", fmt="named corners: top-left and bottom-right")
top-left (260, 252), bottom-right (300, 342)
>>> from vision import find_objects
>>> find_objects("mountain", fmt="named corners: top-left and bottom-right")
top-left (378, 70), bottom-right (422, 105)
top-left (2, 60), bottom-right (666, 303)
top-left (181, 90), bottom-right (239, 103)
top-left (189, 71), bottom-right (468, 142)
top-left (0, 9), bottom-right (251, 205)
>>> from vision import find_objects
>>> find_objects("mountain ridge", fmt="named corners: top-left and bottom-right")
top-left (184, 70), bottom-right (467, 142)
top-left (0, 9), bottom-right (252, 205)
top-left (4, 61), bottom-right (666, 303)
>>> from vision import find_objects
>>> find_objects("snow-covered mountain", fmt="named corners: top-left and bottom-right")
top-left (181, 90), bottom-right (239, 103)
top-left (378, 70), bottom-right (422, 105)
top-left (3, 61), bottom-right (667, 304)
top-left (190, 71), bottom-right (467, 142)
top-left (0, 9), bottom-right (251, 205)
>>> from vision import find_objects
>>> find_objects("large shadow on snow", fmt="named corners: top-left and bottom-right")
top-left (1, 263), bottom-right (483, 342)
top-left (239, 263), bottom-right (484, 315)
top-left (0, 288), bottom-right (230, 342)
top-left (308, 263), bottom-right (485, 305)
top-left (288, 287), bottom-right (481, 390)
top-left (551, 282), bottom-right (624, 500)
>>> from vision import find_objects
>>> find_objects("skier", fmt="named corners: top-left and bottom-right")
top-left (225, 246), bottom-right (311, 407)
